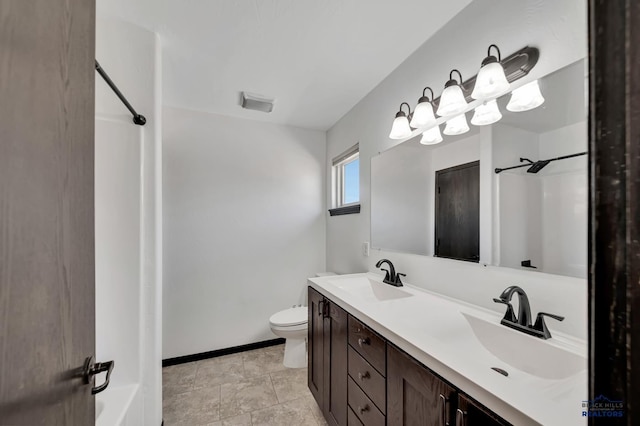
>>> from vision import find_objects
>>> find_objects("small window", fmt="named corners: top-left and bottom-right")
top-left (330, 144), bottom-right (360, 216)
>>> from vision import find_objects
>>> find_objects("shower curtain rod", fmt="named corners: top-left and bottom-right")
top-left (494, 151), bottom-right (587, 174)
top-left (95, 60), bottom-right (146, 126)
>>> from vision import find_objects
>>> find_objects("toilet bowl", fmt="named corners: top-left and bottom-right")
top-left (269, 306), bottom-right (308, 368)
top-left (270, 273), bottom-right (335, 368)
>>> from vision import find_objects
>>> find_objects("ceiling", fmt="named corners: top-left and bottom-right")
top-left (97, 0), bottom-right (472, 130)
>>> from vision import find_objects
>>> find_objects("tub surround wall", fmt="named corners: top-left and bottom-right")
top-left (162, 107), bottom-right (326, 359)
top-left (326, 0), bottom-right (587, 339)
top-left (95, 18), bottom-right (163, 426)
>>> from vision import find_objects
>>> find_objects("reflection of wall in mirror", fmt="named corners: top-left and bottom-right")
top-left (497, 121), bottom-right (587, 278)
top-left (371, 143), bottom-right (431, 255)
top-left (371, 134), bottom-right (480, 256)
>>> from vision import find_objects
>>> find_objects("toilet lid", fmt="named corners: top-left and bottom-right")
top-left (270, 306), bottom-right (308, 327)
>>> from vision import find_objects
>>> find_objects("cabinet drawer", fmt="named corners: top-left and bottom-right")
top-left (348, 377), bottom-right (385, 426)
top-left (348, 346), bottom-right (385, 413)
top-left (348, 316), bottom-right (386, 375)
top-left (347, 406), bottom-right (364, 426)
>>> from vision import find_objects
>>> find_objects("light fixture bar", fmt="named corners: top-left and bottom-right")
top-left (431, 46), bottom-right (539, 109)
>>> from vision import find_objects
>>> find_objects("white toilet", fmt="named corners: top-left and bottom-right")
top-left (270, 272), bottom-right (335, 368)
top-left (269, 305), bottom-right (308, 368)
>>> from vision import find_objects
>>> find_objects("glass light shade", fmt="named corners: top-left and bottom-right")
top-left (410, 100), bottom-right (436, 128)
top-left (471, 61), bottom-right (510, 100)
top-left (389, 114), bottom-right (412, 139)
top-left (471, 99), bottom-right (502, 126)
top-left (436, 84), bottom-right (468, 117)
top-left (507, 80), bottom-right (545, 112)
top-left (420, 125), bottom-right (443, 145)
top-left (443, 114), bottom-right (469, 136)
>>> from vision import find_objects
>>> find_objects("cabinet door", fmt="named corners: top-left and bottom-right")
top-left (387, 344), bottom-right (455, 426)
top-left (323, 300), bottom-right (348, 426)
top-left (308, 287), bottom-right (325, 407)
top-left (456, 394), bottom-right (509, 426)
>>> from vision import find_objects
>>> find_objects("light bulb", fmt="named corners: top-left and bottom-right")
top-left (507, 80), bottom-right (545, 112)
top-left (389, 112), bottom-right (412, 139)
top-left (410, 99), bottom-right (436, 128)
top-left (471, 99), bottom-right (502, 126)
top-left (437, 70), bottom-right (468, 117)
top-left (420, 125), bottom-right (443, 145)
top-left (437, 84), bottom-right (468, 117)
top-left (443, 114), bottom-right (469, 136)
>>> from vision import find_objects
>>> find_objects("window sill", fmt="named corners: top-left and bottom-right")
top-left (328, 204), bottom-right (360, 216)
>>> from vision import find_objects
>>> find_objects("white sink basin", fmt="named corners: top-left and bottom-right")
top-left (327, 276), bottom-right (412, 303)
top-left (462, 312), bottom-right (586, 380)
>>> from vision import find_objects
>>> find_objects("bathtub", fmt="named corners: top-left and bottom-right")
top-left (95, 384), bottom-right (141, 426)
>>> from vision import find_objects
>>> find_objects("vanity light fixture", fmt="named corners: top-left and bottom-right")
top-left (389, 102), bottom-right (413, 139)
top-left (471, 44), bottom-right (510, 100)
top-left (420, 124), bottom-right (443, 145)
top-left (410, 87), bottom-right (437, 128)
top-left (443, 113), bottom-right (470, 136)
top-left (436, 70), bottom-right (468, 117)
top-left (507, 79), bottom-right (545, 112)
top-left (471, 99), bottom-right (502, 126)
top-left (388, 46), bottom-right (540, 141)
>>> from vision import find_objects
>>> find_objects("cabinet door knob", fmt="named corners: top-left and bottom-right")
top-left (456, 408), bottom-right (466, 426)
top-left (358, 405), bottom-right (370, 415)
top-left (358, 371), bottom-right (370, 380)
top-left (357, 337), bottom-right (371, 347)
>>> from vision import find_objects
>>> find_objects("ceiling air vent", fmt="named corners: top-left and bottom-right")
top-left (241, 92), bottom-right (274, 113)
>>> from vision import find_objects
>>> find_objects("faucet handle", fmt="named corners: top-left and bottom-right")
top-left (493, 298), bottom-right (517, 323)
top-left (532, 312), bottom-right (564, 339)
top-left (395, 273), bottom-right (406, 286)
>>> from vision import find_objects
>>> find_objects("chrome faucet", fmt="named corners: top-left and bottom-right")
top-left (375, 259), bottom-right (405, 287)
top-left (493, 285), bottom-right (564, 339)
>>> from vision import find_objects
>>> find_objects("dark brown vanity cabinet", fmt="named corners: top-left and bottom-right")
top-left (387, 344), bottom-right (455, 426)
top-left (347, 316), bottom-right (387, 425)
top-left (309, 288), bottom-right (510, 426)
top-left (456, 394), bottom-right (509, 426)
top-left (308, 287), bottom-right (349, 426)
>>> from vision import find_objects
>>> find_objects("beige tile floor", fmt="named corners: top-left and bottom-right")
top-left (163, 344), bottom-right (328, 426)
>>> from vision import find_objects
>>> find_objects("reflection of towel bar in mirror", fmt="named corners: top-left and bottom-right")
top-left (494, 151), bottom-right (587, 174)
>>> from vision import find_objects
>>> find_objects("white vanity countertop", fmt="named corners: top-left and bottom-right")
top-left (308, 272), bottom-right (587, 426)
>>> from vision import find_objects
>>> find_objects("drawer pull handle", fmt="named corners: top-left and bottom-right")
top-left (358, 371), bottom-right (370, 380)
top-left (456, 408), bottom-right (466, 426)
top-left (358, 405), bottom-right (370, 415)
top-left (439, 394), bottom-right (449, 426)
top-left (357, 337), bottom-right (371, 347)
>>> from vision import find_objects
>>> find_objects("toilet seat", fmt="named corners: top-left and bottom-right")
top-left (269, 306), bottom-right (307, 327)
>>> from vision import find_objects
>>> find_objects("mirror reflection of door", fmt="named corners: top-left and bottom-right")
top-left (434, 161), bottom-right (480, 262)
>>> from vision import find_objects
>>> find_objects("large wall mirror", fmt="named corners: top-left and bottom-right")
top-left (371, 59), bottom-right (587, 278)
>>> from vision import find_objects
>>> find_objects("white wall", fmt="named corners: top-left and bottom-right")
top-left (95, 17), bottom-right (162, 426)
top-left (326, 0), bottom-right (587, 339)
top-left (162, 107), bottom-right (326, 359)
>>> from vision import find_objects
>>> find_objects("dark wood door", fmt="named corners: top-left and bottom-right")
top-left (308, 287), bottom-right (325, 408)
top-left (323, 300), bottom-right (348, 426)
top-left (435, 161), bottom-right (480, 262)
top-left (0, 0), bottom-right (96, 424)
top-left (457, 394), bottom-right (509, 426)
top-left (387, 344), bottom-right (455, 426)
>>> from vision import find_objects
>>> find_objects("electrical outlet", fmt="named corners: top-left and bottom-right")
top-left (362, 242), bottom-right (370, 257)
